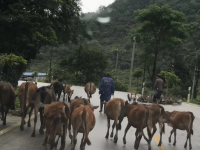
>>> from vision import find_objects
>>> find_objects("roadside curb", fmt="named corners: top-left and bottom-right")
top-left (183, 102), bottom-right (200, 107)
top-left (0, 115), bottom-right (35, 136)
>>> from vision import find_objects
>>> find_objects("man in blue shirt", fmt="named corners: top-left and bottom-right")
top-left (99, 73), bottom-right (115, 112)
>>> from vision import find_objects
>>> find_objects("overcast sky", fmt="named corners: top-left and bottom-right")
top-left (81, 0), bottom-right (115, 13)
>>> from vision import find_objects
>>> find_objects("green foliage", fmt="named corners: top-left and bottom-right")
top-left (9, 87), bottom-right (20, 116)
top-left (158, 71), bottom-right (181, 88)
top-left (0, 54), bottom-right (27, 87)
top-left (59, 40), bottom-right (107, 85)
top-left (133, 68), bottom-right (143, 78)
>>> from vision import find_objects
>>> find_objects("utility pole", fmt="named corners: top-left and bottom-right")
top-left (115, 49), bottom-right (119, 74)
top-left (128, 37), bottom-right (136, 92)
top-left (191, 52), bottom-right (198, 100)
top-left (49, 49), bottom-right (52, 82)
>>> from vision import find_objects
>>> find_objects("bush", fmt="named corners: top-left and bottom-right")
top-left (191, 96), bottom-right (200, 105)
top-left (9, 87), bottom-right (21, 116)
top-left (114, 81), bottom-right (128, 92)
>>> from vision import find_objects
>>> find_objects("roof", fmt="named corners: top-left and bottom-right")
top-left (22, 72), bottom-right (48, 77)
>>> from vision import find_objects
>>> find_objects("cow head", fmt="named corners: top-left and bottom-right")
top-left (88, 105), bottom-right (99, 111)
top-left (69, 90), bottom-right (74, 98)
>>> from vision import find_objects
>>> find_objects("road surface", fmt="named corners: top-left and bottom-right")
top-left (0, 81), bottom-right (199, 150)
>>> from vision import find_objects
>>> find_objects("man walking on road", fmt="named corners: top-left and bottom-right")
top-left (153, 76), bottom-right (165, 104)
top-left (99, 73), bottom-right (115, 112)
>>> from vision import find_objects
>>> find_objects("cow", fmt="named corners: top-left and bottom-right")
top-left (43, 102), bottom-right (70, 150)
top-left (50, 80), bottom-right (58, 88)
top-left (52, 81), bottom-right (65, 101)
top-left (123, 101), bottom-right (151, 150)
top-left (145, 104), bottom-right (165, 147)
top-left (64, 84), bottom-right (74, 103)
top-left (68, 98), bottom-right (90, 139)
top-left (71, 104), bottom-right (99, 150)
top-left (18, 82), bottom-right (37, 130)
top-left (104, 98), bottom-right (125, 143)
top-left (30, 86), bottom-right (56, 137)
top-left (0, 82), bottom-right (16, 125)
top-left (163, 111), bottom-right (195, 150)
top-left (84, 82), bottom-right (96, 102)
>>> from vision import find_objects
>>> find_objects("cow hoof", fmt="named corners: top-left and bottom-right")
top-left (184, 144), bottom-right (187, 148)
top-left (31, 133), bottom-right (35, 137)
top-left (169, 138), bottom-right (171, 143)
top-left (110, 133), bottom-right (113, 138)
top-left (105, 135), bottom-right (108, 139)
top-left (123, 138), bottom-right (126, 144)
top-left (20, 126), bottom-right (24, 131)
top-left (173, 142), bottom-right (176, 146)
top-left (39, 129), bottom-right (44, 134)
top-left (158, 143), bottom-right (161, 147)
top-left (190, 146), bottom-right (192, 149)
top-left (114, 139), bottom-right (118, 143)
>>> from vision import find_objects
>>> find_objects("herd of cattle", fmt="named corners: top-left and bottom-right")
top-left (0, 81), bottom-right (195, 150)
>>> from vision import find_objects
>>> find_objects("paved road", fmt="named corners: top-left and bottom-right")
top-left (0, 81), bottom-right (200, 150)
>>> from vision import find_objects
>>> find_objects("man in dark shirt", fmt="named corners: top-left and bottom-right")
top-left (153, 76), bottom-right (165, 104)
top-left (99, 73), bottom-right (115, 112)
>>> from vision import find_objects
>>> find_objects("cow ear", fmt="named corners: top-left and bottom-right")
top-left (125, 101), bottom-right (129, 106)
top-left (92, 106), bottom-right (99, 110)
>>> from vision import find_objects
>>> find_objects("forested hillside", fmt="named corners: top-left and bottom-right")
top-left (28, 0), bottom-right (200, 98)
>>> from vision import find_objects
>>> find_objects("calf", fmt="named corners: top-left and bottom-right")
top-left (68, 98), bottom-right (90, 139)
top-left (84, 82), bottom-right (96, 102)
top-left (43, 102), bottom-right (70, 150)
top-left (163, 111), bottom-right (195, 150)
top-left (104, 98), bottom-right (125, 143)
top-left (0, 82), bottom-right (16, 125)
top-left (64, 85), bottom-right (74, 103)
top-left (123, 101), bottom-right (150, 150)
top-left (52, 81), bottom-right (65, 101)
top-left (71, 105), bottom-right (99, 150)
top-left (18, 82), bottom-right (37, 130)
top-left (30, 86), bottom-right (56, 137)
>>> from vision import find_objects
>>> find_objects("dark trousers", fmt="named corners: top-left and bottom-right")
top-left (153, 90), bottom-right (162, 102)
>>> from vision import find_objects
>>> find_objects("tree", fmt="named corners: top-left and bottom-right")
top-left (0, 54), bottom-right (27, 87)
top-left (133, 68), bottom-right (143, 92)
top-left (60, 40), bottom-right (107, 85)
top-left (0, 0), bottom-right (88, 61)
top-left (134, 5), bottom-right (187, 87)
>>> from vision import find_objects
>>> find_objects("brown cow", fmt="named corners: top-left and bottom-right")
top-left (68, 98), bottom-right (90, 139)
top-left (84, 82), bottom-right (96, 102)
top-left (71, 105), bottom-right (99, 150)
top-left (18, 82), bottom-right (37, 130)
top-left (0, 82), bottom-right (16, 125)
top-left (144, 104), bottom-right (165, 147)
top-left (43, 102), bottom-right (70, 150)
top-left (163, 111), bottom-right (195, 150)
top-left (104, 98), bottom-right (125, 143)
top-left (123, 101), bottom-right (150, 150)
top-left (30, 86), bottom-right (56, 137)
top-left (64, 84), bottom-right (74, 103)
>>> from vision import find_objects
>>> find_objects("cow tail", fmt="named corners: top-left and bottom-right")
top-left (160, 106), bottom-right (165, 133)
top-left (189, 112), bottom-right (195, 135)
top-left (82, 108), bottom-right (91, 145)
top-left (89, 82), bottom-right (92, 98)
top-left (23, 82), bottom-right (29, 115)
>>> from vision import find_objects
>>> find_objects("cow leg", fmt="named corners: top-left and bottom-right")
top-left (57, 91), bottom-right (61, 101)
top-left (43, 130), bottom-right (49, 147)
top-left (158, 122), bottom-right (164, 146)
top-left (80, 133), bottom-right (86, 150)
top-left (169, 129), bottom-right (173, 143)
top-left (71, 130), bottom-right (78, 150)
top-left (68, 95), bottom-right (71, 103)
top-left (1, 106), bottom-right (5, 123)
top-left (60, 123), bottom-right (67, 150)
top-left (189, 133), bottom-right (192, 150)
top-left (173, 128), bottom-right (177, 146)
top-left (63, 92), bottom-right (65, 101)
top-left (110, 122), bottom-right (115, 138)
top-left (114, 119), bottom-right (119, 143)
top-left (123, 122), bottom-right (131, 144)
top-left (49, 132), bottom-right (57, 150)
top-left (31, 104), bottom-right (38, 137)
top-left (55, 136), bottom-right (60, 148)
top-left (69, 118), bottom-right (72, 139)
top-left (184, 133), bottom-right (189, 148)
top-left (20, 108), bottom-right (25, 130)
top-left (3, 107), bottom-right (9, 126)
top-left (135, 134), bottom-right (143, 150)
top-left (105, 117), bottom-right (110, 139)
top-left (28, 106), bottom-right (33, 127)
top-left (39, 108), bottom-right (44, 134)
